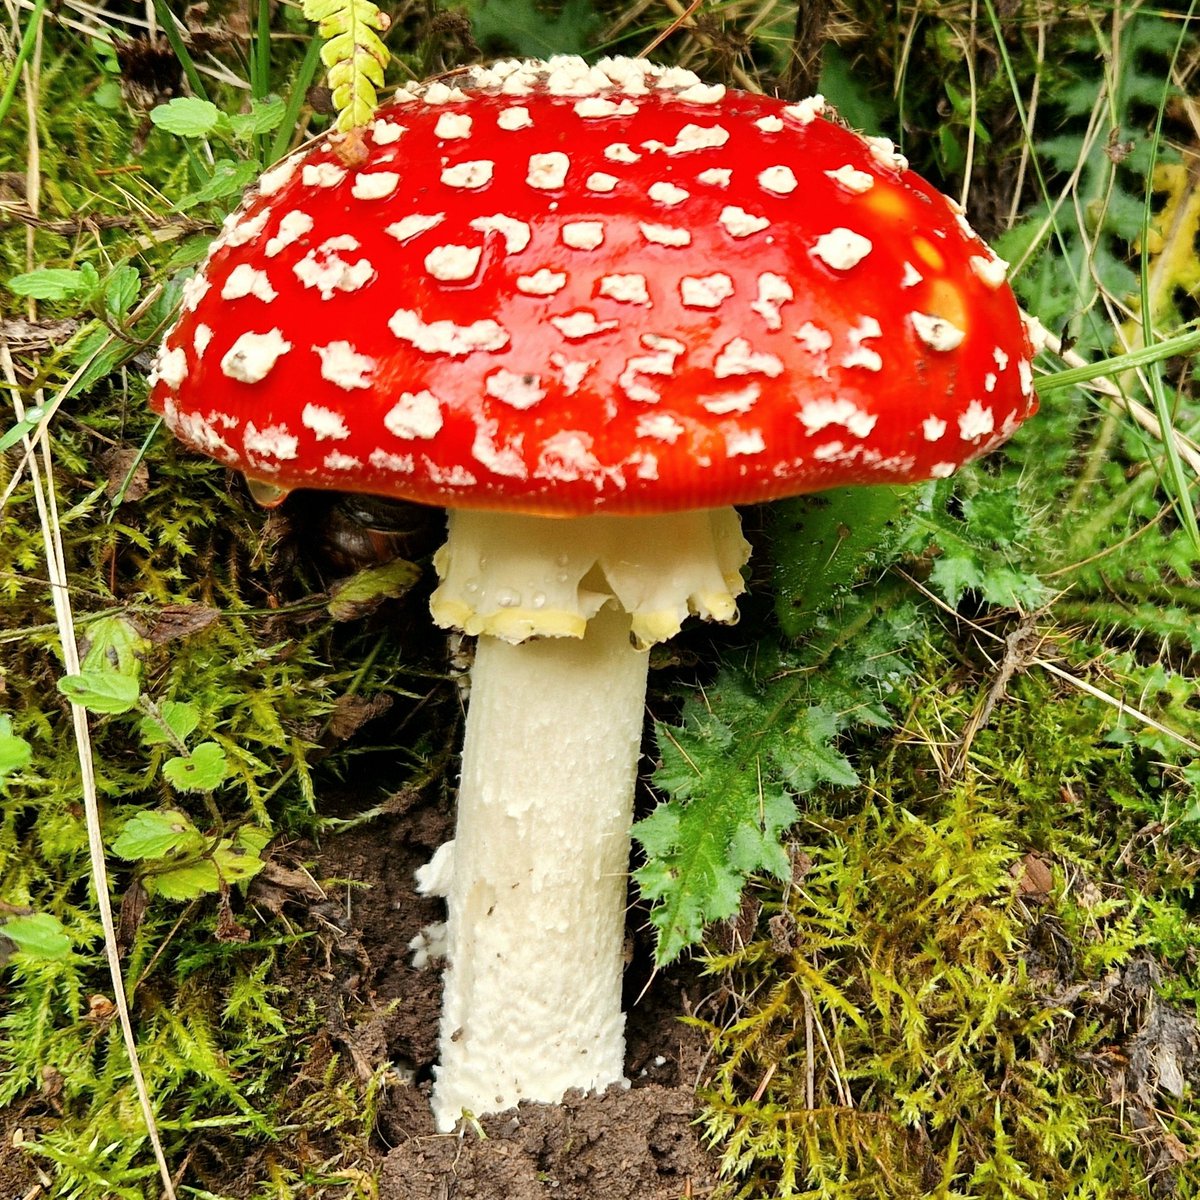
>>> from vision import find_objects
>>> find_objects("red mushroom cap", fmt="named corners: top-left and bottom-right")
top-left (149, 56), bottom-right (1037, 516)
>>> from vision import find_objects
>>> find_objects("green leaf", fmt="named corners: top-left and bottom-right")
top-left (227, 97), bottom-right (287, 140)
top-left (93, 79), bottom-right (123, 110)
top-left (635, 594), bottom-right (918, 964)
top-left (928, 554), bottom-right (984, 607)
top-left (634, 675), bottom-right (807, 963)
top-left (57, 670), bottom-right (140, 714)
top-left (103, 264), bottom-right (142, 318)
top-left (212, 827), bottom-right (270, 884)
top-left (776, 705), bottom-right (860, 792)
top-left (327, 559), bottom-right (421, 621)
top-left (0, 717), bottom-right (32, 779)
top-left (80, 615), bottom-right (148, 677)
top-left (1, 913), bottom-right (72, 960)
top-left (112, 809), bottom-right (205, 860)
top-left (66, 322), bottom-right (133, 396)
top-left (138, 700), bottom-right (201, 747)
top-left (151, 859), bottom-right (222, 901)
top-left (163, 742), bottom-right (228, 793)
top-left (771, 485), bottom-right (918, 638)
top-left (303, 0), bottom-right (390, 130)
top-left (148, 825), bottom-right (269, 900)
top-left (150, 97), bottom-right (222, 137)
top-left (178, 159), bottom-right (261, 209)
top-left (7, 268), bottom-right (91, 301)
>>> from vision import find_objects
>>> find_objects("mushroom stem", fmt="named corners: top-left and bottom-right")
top-left (430, 603), bottom-right (648, 1130)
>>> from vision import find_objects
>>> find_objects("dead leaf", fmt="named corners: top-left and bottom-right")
top-left (117, 878), bottom-right (148, 953)
top-left (328, 693), bottom-right (394, 742)
top-left (0, 317), bottom-right (80, 355)
top-left (139, 604), bottom-right (219, 644)
top-left (102, 447), bottom-right (150, 504)
top-left (85, 995), bottom-right (116, 1025)
top-left (215, 890), bottom-right (250, 942)
top-left (768, 912), bottom-right (795, 954)
top-left (1012, 853), bottom-right (1054, 898)
top-left (247, 860), bottom-right (326, 916)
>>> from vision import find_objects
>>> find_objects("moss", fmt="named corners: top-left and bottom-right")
top-left (697, 656), bottom-right (1200, 1199)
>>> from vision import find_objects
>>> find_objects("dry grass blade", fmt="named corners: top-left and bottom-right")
top-left (1, 348), bottom-right (179, 1200)
top-left (895, 569), bottom-right (1200, 757)
top-left (1029, 316), bottom-right (1200, 477)
top-left (3, 13), bottom-right (177, 1194)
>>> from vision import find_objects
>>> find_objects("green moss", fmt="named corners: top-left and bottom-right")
top-left (4, 2), bottom-right (1199, 1196)
top-left (696, 654), bottom-right (1200, 1199)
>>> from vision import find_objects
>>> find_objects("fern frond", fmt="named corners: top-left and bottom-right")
top-left (302, 0), bottom-right (390, 131)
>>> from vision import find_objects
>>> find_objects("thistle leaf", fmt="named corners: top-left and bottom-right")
top-left (635, 594), bottom-right (920, 964)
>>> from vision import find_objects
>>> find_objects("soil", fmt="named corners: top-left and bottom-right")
top-left (308, 788), bottom-right (724, 1200)
top-left (0, 1099), bottom-right (42, 1200)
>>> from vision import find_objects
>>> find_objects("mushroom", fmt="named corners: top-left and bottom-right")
top-left (147, 55), bottom-right (1037, 1131)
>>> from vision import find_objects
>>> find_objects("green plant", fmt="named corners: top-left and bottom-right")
top-left (2, 2), bottom-right (1198, 1196)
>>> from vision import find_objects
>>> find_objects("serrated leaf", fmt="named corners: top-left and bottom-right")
top-left (634, 682), bottom-right (804, 963)
top-left (227, 97), bottom-right (288, 140)
top-left (776, 706), bottom-right (860, 793)
top-left (977, 565), bottom-right (1048, 611)
top-left (163, 742), bottom-right (228, 793)
top-left (138, 700), bottom-right (201, 747)
top-left (635, 603), bottom-right (917, 964)
top-left (113, 809), bottom-right (205, 860)
top-left (150, 97), bottom-right (222, 137)
top-left (929, 555), bottom-right (985, 607)
top-left (0, 718), bottom-right (32, 779)
top-left (57, 670), bottom-right (140, 714)
top-left (771, 485), bottom-right (918, 638)
top-left (1, 913), bottom-right (72, 960)
top-left (327, 559), bottom-right (421, 621)
top-left (103, 264), bottom-right (141, 318)
top-left (178, 160), bottom-right (261, 209)
top-left (7, 269), bottom-right (91, 301)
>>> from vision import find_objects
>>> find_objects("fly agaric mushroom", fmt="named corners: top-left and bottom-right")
top-left (147, 55), bottom-right (1037, 1131)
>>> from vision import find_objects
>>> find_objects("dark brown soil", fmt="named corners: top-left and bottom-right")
top-left (312, 791), bottom-right (723, 1200)
top-left (379, 1082), bottom-right (718, 1200)
top-left (1, 742), bottom-right (722, 1199)
top-left (0, 1100), bottom-right (41, 1200)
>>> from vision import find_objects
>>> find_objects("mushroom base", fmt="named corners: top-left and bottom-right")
top-left (429, 507), bottom-right (750, 649)
top-left (428, 604), bottom-right (649, 1131)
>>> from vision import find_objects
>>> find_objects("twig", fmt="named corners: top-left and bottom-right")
top-left (895, 569), bottom-right (1200, 756)
top-left (947, 615), bottom-right (1046, 782)
top-left (637, 0), bottom-right (704, 60)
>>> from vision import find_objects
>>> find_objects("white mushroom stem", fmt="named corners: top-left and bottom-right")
top-left (429, 604), bottom-right (647, 1130)
top-left (423, 507), bottom-right (751, 1130)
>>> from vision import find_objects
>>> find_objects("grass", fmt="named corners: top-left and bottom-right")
top-left (1, 0), bottom-right (1198, 1197)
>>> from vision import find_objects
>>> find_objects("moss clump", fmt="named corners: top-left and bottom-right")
top-left (697, 657), bottom-right (1200, 1200)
